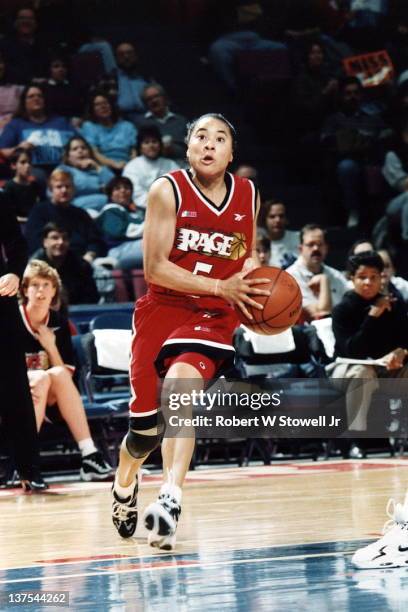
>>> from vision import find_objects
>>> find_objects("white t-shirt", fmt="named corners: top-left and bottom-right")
top-left (286, 258), bottom-right (348, 308)
top-left (122, 155), bottom-right (179, 209)
top-left (268, 230), bottom-right (299, 268)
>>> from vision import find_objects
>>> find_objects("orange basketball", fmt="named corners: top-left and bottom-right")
top-left (235, 266), bottom-right (302, 335)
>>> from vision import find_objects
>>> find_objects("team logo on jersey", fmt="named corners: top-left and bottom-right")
top-left (234, 213), bottom-right (246, 221)
top-left (181, 210), bottom-right (198, 218)
top-left (176, 228), bottom-right (247, 260)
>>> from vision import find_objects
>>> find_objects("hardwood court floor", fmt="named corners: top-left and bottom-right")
top-left (1, 459), bottom-right (408, 611)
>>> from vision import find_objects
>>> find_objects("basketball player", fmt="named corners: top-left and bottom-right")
top-left (111, 113), bottom-right (270, 550)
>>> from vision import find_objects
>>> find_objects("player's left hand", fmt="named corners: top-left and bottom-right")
top-left (0, 273), bottom-right (20, 297)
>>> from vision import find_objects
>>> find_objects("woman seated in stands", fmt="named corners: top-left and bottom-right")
top-left (81, 92), bottom-right (137, 172)
top-left (0, 84), bottom-right (76, 182)
top-left (19, 259), bottom-right (113, 481)
top-left (97, 176), bottom-right (144, 270)
top-left (58, 136), bottom-right (114, 212)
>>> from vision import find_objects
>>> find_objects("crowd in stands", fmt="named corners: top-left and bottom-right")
top-left (3, 0), bottom-right (408, 482)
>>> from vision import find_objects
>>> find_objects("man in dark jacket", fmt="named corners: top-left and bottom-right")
top-left (32, 222), bottom-right (99, 305)
top-left (0, 190), bottom-right (46, 490)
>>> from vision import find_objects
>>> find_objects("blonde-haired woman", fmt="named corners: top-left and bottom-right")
top-left (20, 260), bottom-right (112, 481)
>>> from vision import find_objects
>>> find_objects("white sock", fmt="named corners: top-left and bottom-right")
top-left (114, 476), bottom-right (137, 499)
top-left (78, 438), bottom-right (97, 457)
top-left (160, 481), bottom-right (182, 505)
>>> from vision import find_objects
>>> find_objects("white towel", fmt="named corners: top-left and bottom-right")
top-left (92, 329), bottom-right (132, 371)
top-left (242, 326), bottom-right (295, 354)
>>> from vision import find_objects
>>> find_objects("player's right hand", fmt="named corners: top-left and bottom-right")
top-left (218, 272), bottom-right (271, 321)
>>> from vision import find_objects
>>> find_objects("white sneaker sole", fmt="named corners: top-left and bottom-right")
top-left (143, 501), bottom-right (177, 538)
top-left (352, 549), bottom-right (408, 569)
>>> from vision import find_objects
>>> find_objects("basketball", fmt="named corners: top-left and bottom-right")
top-left (235, 266), bottom-right (302, 335)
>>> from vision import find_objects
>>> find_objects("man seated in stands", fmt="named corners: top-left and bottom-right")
top-left (286, 223), bottom-right (348, 320)
top-left (114, 42), bottom-right (148, 125)
top-left (31, 222), bottom-right (99, 306)
top-left (320, 76), bottom-right (389, 228)
top-left (259, 199), bottom-right (299, 268)
top-left (330, 251), bottom-right (408, 452)
top-left (140, 83), bottom-right (187, 164)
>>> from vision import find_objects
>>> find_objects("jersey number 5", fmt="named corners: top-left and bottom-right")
top-left (192, 262), bottom-right (213, 276)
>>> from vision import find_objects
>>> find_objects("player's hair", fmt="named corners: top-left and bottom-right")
top-left (20, 259), bottom-right (62, 306)
top-left (347, 251), bottom-right (384, 275)
top-left (48, 168), bottom-right (73, 186)
top-left (300, 223), bottom-right (327, 244)
top-left (9, 146), bottom-right (32, 166)
top-left (185, 113), bottom-right (237, 152)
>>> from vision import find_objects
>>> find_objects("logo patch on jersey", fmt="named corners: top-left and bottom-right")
top-left (176, 228), bottom-right (247, 260)
top-left (181, 210), bottom-right (198, 218)
top-left (234, 213), bottom-right (246, 221)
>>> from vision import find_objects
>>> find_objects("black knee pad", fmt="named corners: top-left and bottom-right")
top-left (125, 429), bottom-right (161, 459)
top-left (125, 413), bottom-right (165, 459)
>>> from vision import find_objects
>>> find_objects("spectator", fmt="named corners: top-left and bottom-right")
top-left (260, 199), bottom-right (299, 267)
top-left (291, 40), bottom-right (338, 134)
top-left (382, 119), bottom-right (408, 242)
top-left (122, 125), bottom-right (179, 209)
top-left (321, 76), bottom-right (389, 227)
top-left (235, 163), bottom-right (258, 180)
top-left (330, 251), bottom-right (408, 449)
top-left (25, 169), bottom-right (104, 259)
top-left (58, 136), bottom-right (114, 212)
top-left (31, 222), bottom-right (99, 305)
top-left (20, 259), bottom-right (112, 481)
top-left (80, 92), bottom-right (137, 172)
top-left (97, 176), bottom-right (145, 270)
top-left (0, 5), bottom-right (49, 85)
top-left (208, 1), bottom-right (287, 93)
top-left (348, 238), bottom-right (374, 257)
top-left (36, 55), bottom-right (84, 119)
top-left (378, 248), bottom-right (408, 303)
top-left (0, 50), bottom-right (24, 135)
top-left (3, 147), bottom-right (44, 220)
top-left (286, 223), bottom-right (348, 320)
top-left (255, 232), bottom-right (271, 265)
top-left (140, 83), bottom-right (187, 163)
top-left (0, 84), bottom-right (76, 181)
top-left (114, 41), bottom-right (149, 124)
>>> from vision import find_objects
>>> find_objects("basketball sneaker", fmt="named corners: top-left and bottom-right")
top-left (111, 475), bottom-right (140, 538)
top-left (352, 492), bottom-right (408, 569)
top-left (80, 451), bottom-right (113, 481)
top-left (143, 482), bottom-right (181, 551)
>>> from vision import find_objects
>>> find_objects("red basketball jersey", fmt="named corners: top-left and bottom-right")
top-left (149, 169), bottom-right (256, 302)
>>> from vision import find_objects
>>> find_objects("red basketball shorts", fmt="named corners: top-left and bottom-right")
top-left (129, 292), bottom-right (238, 415)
